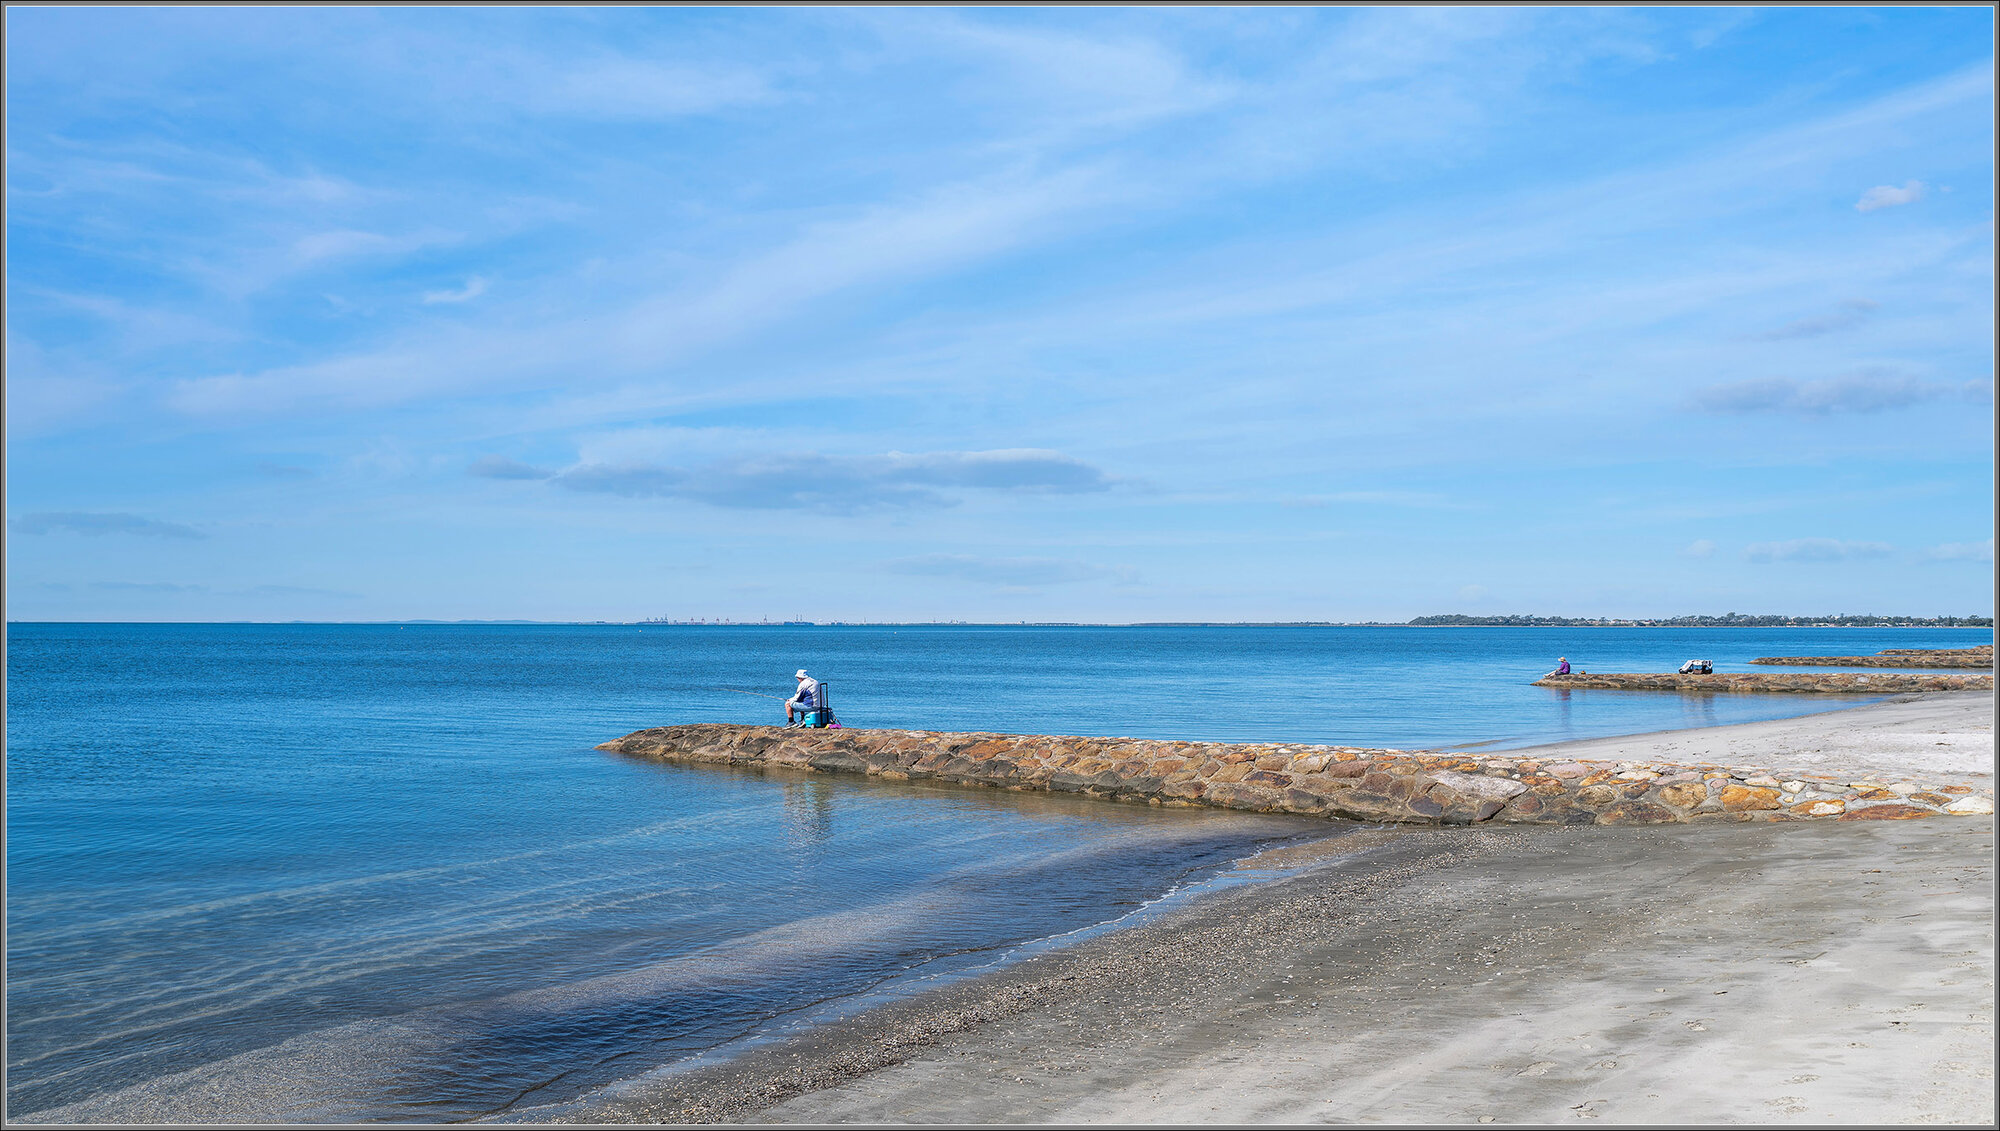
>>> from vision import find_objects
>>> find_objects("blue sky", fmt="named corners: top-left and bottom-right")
top-left (6, 6), bottom-right (1993, 623)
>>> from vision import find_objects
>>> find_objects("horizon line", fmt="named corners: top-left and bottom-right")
top-left (6, 617), bottom-right (1993, 627)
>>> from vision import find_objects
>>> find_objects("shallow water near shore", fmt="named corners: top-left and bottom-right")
top-left (5, 622), bottom-right (1985, 1121)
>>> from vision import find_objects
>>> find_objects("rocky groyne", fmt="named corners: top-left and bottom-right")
top-left (597, 724), bottom-right (1994, 828)
top-left (1532, 671), bottom-right (1991, 693)
top-left (1750, 645), bottom-right (1993, 669)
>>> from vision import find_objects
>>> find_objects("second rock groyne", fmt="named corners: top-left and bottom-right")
top-left (1749, 645), bottom-right (1993, 669)
top-left (597, 724), bottom-right (1994, 828)
top-left (1532, 671), bottom-right (1991, 693)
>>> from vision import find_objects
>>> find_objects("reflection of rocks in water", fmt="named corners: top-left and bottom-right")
top-left (1681, 693), bottom-right (1719, 730)
top-left (783, 780), bottom-right (834, 847)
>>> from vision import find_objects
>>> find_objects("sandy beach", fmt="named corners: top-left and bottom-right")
top-left (1501, 690), bottom-right (1994, 785)
top-left (560, 693), bottom-right (1995, 1126)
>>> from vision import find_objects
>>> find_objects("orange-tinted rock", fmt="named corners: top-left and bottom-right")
top-left (1658, 781), bottom-right (1708, 809)
top-left (1838, 804), bottom-right (1935, 821)
top-left (1718, 785), bottom-right (1781, 811)
top-left (1788, 798), bottom-right (1845, 817)
top-left (1575, 784), bottom-right (1620, 808)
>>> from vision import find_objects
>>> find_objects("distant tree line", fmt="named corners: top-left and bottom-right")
top-left (1408, 613), bottom-right (1994, 627)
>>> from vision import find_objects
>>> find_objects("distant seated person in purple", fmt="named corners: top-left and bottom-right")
top-left (1547, 656), bottom-right (1571, 677)
top-left (785, 669), bottom-right (821, 725)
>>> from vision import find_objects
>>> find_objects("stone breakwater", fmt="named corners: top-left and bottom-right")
top-left (597, 725), bottom-right (1995, 828)
top-left (1750, 645), bottom-right (1994, 669)
top-left (1532, 671), bottom-right (1992, 693)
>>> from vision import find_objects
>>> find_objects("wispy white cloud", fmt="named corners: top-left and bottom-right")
top-left (1687, 373), bottom-right (1986, 416)
top-left (1926, 538), bottom-right (1994, 563)
top-left (1742, 538), bottom-right (1893, 563)
top-left (1855, 179), bottom-right (1925, 212)
top-left (467, 455), bottom-right (555, 480)
top-left (2, 351), bottom-right (129, 437)
top-left (1682, 539), bottom-right (1716, 558)
top-left (1284, 490), bottom-right (1456, 508)
top-left (12, 512), bottom-right (206, 539)
top-left (90, 580), bottom-right (206, 592)
top-left (547, 448), bottom-right (1113, 513)
top-left (865, 9), bottom-right (1234, 135)
top-left (166, 165), bottom-right (1125, 419)
top-left (523, 56), bottom-right (776, 118)
top-left (883, 553), bottom-right (1122, 587)
top-left (1741, 299), bottom-right (1876, 342)
top-left (422, 276), bottom-right (489, 304)
top-left (240, 584), bottom-right (363, 599)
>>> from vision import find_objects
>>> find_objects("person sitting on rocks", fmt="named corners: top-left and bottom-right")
top-left (1546, 656), bottom-right (1571, 677)
top-left (785, 669), bottom-right (821, 726)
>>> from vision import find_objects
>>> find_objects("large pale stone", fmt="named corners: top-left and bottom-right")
top-left (1426, 770), bottom-right (1527, 802)
top-left (1945, 796), bottom-right (1996, 815)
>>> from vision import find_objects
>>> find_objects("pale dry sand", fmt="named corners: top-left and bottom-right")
top-left (1504, 691), bottom-right (1994, 784)
top-left (560, 693), bottom-right (1996, 1127)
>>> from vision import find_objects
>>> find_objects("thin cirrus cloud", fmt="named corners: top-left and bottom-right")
top-left (468, 455), bottom-right (556, 480)
top-left (883, 553), bottom-right (1121, 588)
top-left (1926, 538), bottom-right (1994, 563)
top-left (1742, 299), bottom-right (1877, 342)
top-left (484, 449), bottom-right (1115, 513)
top-left (84, 581), bottom-right (361, 598)
top-left (1742, 538), bottom-right (1893, 563)
top-left (90, 580), bottom-right (205, 592)
top-left (1686, 373), bottom-right (1988, 416)
top-left (1855, 179), bottom-right (1925, 211)
top-left (11, 512), bottom-right (206, 539)
top-left (422, 276), bottom-right (488, 305)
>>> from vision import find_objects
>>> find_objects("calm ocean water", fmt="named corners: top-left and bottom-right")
top-left (5, 623), bottom-right (1986, 1121)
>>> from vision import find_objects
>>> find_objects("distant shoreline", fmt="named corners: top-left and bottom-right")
top-left (8, 619), bottom-right (1994, 628)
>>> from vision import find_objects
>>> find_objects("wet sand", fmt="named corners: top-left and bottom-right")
top-left (557, 694), bottom-right (1995, 1126)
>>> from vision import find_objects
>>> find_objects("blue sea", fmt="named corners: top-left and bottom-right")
top-left (5, 623), bottom-right (1986, 1122)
